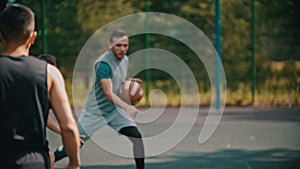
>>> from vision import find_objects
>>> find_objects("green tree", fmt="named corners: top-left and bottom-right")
top-left (22, 0), bottom-right (86, 75)
top-left (256, 0), bottom-right (299, 61)
top-left (77, 0), bottom-right (136, 33)
top-left (7, 0), bottom-right (298, 105)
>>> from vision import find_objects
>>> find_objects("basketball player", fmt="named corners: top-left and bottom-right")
top-left (38, 54), bottom-right (63, 135)
top-left (0, 4), bottom-right (80, 169)
top-left (54, 28), bottom-right (145, 169)
top-left (38, 53), bottom-right (85, 169)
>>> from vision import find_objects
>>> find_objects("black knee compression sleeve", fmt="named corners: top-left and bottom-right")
top-left (119, 126), bottom-right (144, 169)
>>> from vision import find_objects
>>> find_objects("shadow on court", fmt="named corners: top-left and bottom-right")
top-left (220, 107), bottom-right (300, 122)
top-left (56, 148), bottom-right (300, 169)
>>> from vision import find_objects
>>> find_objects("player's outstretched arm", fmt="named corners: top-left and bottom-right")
top-left (100, 79), bottom-right (138, 119)
top-left (48, 64), bottom-right (80, 169)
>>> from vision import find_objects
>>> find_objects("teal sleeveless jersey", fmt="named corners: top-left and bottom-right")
top-left (83, 51), bottom-right (128, 116)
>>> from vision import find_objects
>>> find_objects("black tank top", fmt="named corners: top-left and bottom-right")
top-left (0, 55), bottom-right (50, 160)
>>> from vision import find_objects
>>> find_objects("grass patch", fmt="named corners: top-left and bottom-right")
top-left (65, 79), bottom-right (299, 108)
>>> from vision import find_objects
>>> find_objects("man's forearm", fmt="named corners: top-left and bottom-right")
top-left (110, 92), bottom-right (130, 109)
top-left (61, 125), bottom-right (81, 168)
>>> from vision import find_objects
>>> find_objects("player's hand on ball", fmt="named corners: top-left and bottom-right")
top-left (129, 78), bottom-right (142, 83)
top-left (120, 79), bottom-right (144, 105)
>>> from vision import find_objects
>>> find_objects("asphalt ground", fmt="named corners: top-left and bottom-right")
top-left (49, 107), bottom-right (300, 169)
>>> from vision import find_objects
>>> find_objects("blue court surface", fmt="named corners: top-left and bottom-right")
top-left (50, 107), bottom-right (300, 169)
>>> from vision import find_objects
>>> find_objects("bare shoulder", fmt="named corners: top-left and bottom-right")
top-left (47, 64), bottom-right (61, 77)
top-left (47, 64), bottom-right (64, 91)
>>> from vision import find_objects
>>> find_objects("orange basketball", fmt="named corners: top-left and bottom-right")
top-left (120, 79), bottom-right (143, 105)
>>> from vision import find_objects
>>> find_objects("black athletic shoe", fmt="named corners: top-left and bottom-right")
top-left (54, 146), bottom-right (67, 162)
top-left (54, 139), bottom-right (84, 162)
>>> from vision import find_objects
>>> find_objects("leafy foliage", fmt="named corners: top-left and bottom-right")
top-left (1, 0), bottom-right (298, 106)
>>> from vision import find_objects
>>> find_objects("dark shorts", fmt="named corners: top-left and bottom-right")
top-left (3, 151), bottom-right (50, 169)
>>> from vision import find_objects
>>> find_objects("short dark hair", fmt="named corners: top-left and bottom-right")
top-left (109, 28), bottom-right (128, 43)
top-left (38, 54), bottom-right (57, 67)
top-left (0, 4), bottom-right (34, 43)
